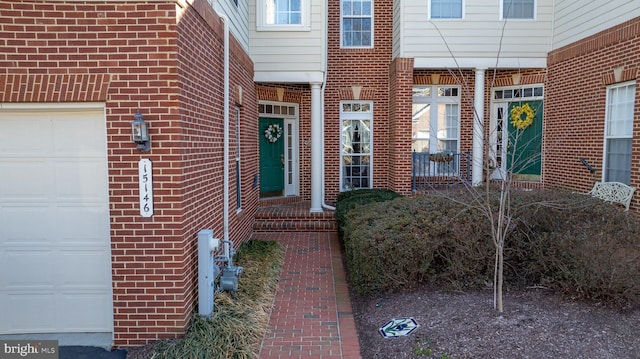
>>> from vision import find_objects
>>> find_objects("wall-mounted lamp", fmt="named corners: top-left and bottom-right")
top-left (131, 109), bottom-right (150, 152)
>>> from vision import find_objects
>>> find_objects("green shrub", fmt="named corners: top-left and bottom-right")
top-left (340, 188), bottom-right (640, 309)
top-left (342, 195), bottom-right (494, 294)
top-left (334, 188), bottom-right (402, 236)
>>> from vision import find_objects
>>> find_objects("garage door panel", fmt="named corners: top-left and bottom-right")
top-left (56, 206), bottom-right (109, 244)
top-left (0, 206), bottom-right (51, 243)
top-left (0, 162), bottom-right (53, 199)
top-left (54, 161), bottom-right (108, 200)
top-left (52, 115), bottom-right (106, 156)
top-left (59, 293), bottom-right (112, 331)
top-left (0, 250), bottom-right (54, 288)
top-left (59, 251), bottom-right (112, 288)
top-left (0, 117), bottom-right (52, 155)
top-left (4, 294), bottom-right (57, 333)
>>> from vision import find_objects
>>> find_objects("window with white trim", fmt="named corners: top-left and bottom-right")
top-left (412, 86), bottom-right (461, 154)
top-left (430, 0), bottom-right (463, 19)
top-left (235, 107), bottom-right (242, 211)
top-left (257, 0), bottom-right (310, 31)
top-left (341, 0), bottom-right (373, 47)
top-left (502, 0), bottom-right (534, 19)
top-left (604, 82), bottom-right (635, 184)
top-left (341, 102), bottom-right (372, 190)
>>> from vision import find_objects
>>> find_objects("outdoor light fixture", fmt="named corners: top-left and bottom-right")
top-left (131, 109), bottom-right (150, 152)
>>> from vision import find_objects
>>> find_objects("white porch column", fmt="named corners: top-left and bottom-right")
top-left (310, 82), bottom-right (323, 212)
top-left (472, 68), bottom-right (486, 186)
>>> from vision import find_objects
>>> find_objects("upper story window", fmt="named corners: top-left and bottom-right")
top-left (502, 0), bottom-right (534, 19)
top-left (604, 82), bottom-right (636, 184)
top-left (429, 0), bottom-right (463, 19)
top-left (257, 0), bottom-right (310, 31)
top-left (341, 0), bottom-right (373, 48)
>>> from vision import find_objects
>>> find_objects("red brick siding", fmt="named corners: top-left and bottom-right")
top-left (388, 57), bottom-right (414, 195)
top-left (324, 0), bottom-right (393, 201)
top-left (0, 0), bottom-right (257, 346)
top-left (545, 16), bottom-right (640, 210)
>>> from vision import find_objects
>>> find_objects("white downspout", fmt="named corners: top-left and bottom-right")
top-left (214, 6), bottom-right (231, 258)
top-left (320, 0), bottom-right (335, 211)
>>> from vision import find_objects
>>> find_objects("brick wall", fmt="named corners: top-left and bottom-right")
top-left (0, 0), bottom-right (257, 346)
top-left (324, 0), bottom-right (393, 201)
top-left (388, 57), bottom-right (414, 195)
top-left (545, 16), bottom-right (640, 210)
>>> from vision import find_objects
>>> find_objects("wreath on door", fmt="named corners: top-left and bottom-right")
top-left (510, 103), bottom-right (535, 130)
top-left (264, 124), bottom-right (283, 143)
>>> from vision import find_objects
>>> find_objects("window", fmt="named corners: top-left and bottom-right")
top-left (341, 102), bottom-right (373, 190)
top-left (341, 0), bottom-right (373, 47)
top-left (604, 82), bottom-right (635, 184)
top-left (257, 0), bottom-right (310, 31)
top-left (502, 0), bottom-right (534, 19)
top-left (412, 86), bottom-right (460, 154)
top-left (235, 107), bottom-right (242, 212)
top-left (430, 0), bottom-right (462, 19)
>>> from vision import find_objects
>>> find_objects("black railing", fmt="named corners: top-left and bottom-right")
top-left (412, 151), bottom-right (471, 191)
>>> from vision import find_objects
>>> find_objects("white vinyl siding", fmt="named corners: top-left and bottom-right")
top-left (603, 82), bottom-right (636, 184)
top-left (393, 0), bottom-right (553, 63)
top-left (250, 0), bottom-right (325, 78)
top-left (209, 0), bottom-right (250, 52)
top-left (552, 0), bottom-right (640, 49)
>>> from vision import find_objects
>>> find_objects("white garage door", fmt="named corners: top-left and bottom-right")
top-left (0, 105), bottom-right (113, 340)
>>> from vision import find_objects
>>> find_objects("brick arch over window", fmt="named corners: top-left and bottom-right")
top-left (0, 74), bottom-right (110, 102)
top-left (337, 87), bottom-right (376, 100)
top-left (256, 85), bottom-right (303, 103)
top-left (602, 66), bottom-right (638, 86)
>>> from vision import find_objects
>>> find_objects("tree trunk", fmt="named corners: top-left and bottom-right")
top-left (496, 244), bottom-right (504, 312)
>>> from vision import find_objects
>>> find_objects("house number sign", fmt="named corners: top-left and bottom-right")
top-left (138, 158), bottom-right (154, 217)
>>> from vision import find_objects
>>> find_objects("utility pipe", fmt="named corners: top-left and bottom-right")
top-left (213, 6), bottom-right (231, 258)
top-left (320, 0), bottom-right (335, 211)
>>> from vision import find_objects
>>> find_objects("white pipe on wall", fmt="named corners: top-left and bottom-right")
top-left (214, 6), bottom-right (231, 258)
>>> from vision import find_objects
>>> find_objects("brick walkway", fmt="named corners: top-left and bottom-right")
top-left (252, 231), bottom-right (361, 359)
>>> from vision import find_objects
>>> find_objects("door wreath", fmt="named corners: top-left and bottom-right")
top-left (510, 103), bottom-right (535, 130)
top-left (264, 124), bottom-right (283, 143)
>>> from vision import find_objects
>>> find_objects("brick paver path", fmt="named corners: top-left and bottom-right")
top-left (254, 232), bottom-right (361, 359)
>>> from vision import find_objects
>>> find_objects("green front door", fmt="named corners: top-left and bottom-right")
top-left (507, 100), bottom-right (543, 180)
top-left (259, 118), bottom-right (285, 196)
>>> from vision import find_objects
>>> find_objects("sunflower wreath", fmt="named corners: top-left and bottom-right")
top-left (264, 123), bottom-right (283, 143)
top-left (510, 103), bottom-right (535, 130)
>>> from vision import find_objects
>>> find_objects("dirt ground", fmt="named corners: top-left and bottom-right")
top-left (351, 285), bottom-right (640, 359)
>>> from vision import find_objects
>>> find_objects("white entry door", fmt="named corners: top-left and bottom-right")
top-left (0, 105), bottom-right (113, 339)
